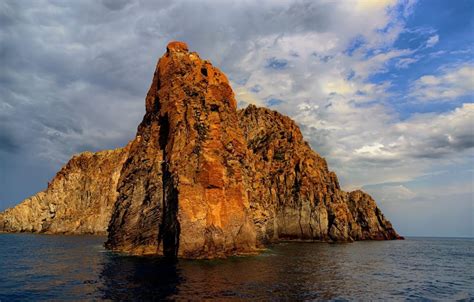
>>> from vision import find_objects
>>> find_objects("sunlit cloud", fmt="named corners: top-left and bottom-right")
top-left (409, 63), bottom-right (474, 102)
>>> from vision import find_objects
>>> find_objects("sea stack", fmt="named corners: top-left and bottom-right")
top-left (0, 42), bottom-right (402, 259)
top-left (105, 41), bottom-right (258, 258)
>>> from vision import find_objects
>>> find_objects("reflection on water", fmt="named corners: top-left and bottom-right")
top-left (100, 255), bottom-right (181, 300)
top-left (98, 244), bottom-right (346, 300)
top-left (0, 234), bottom-right (472, 301)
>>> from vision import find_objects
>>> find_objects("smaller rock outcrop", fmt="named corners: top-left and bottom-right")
top-left (0, 145), bottom-right (130, 235)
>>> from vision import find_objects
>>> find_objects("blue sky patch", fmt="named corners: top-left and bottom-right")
top-left (362, 0), bottom-right (474, 120)
top-left (345, 35), bottom-right (365, 56)
top-left (266, 98), bottom-right (284, 107)
top-left (266, 57), bottom-right (288, 70)
top-left (250, 84), bottom-right (262, 93)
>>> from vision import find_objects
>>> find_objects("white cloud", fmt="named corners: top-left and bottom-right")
top-left (295, 97), bottom-right (474, 188)
top-left (395, 57), bottom-right (419, 68)
top-left (426, 34), bottom-right (439, 47)
top-left (366, 184), bottom-right (417, 202)
top-left (409, 63), bottom-right (474, 102)
top-left (392, 103), bottom-right (474, 157)
top-left (355, 143), bottom-right (394, 158)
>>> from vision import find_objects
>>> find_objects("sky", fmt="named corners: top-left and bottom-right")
top-left (0, 0), bottom-right (473, 237)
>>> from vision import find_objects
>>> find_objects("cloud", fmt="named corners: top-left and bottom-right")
top-left (395, 57), bottom-right (419, 68)
top-left (426, 34), bottom-right (439, 47)
top-left (101, 0), bottom-right (132, 11)
top-left (365, 184), bottom-right (417, 202)
top-left (295, 98), bottom-right (473, 188)
top-left (409, 63), bottom-right (474, 102)
top-left (365, 103), bottom-right (474, 160)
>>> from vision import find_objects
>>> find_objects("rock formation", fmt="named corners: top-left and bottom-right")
top-left (0, 145), bottom-right (130, 235)
top-left (0, 41), bottom-right (402, 258)
top-left (105, 41), bottom-right (257, 258)
top-left (239, 105), bottom-right (401, 243)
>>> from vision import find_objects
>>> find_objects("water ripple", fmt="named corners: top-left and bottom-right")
top-left (0, 234), bottom-right (472, 301)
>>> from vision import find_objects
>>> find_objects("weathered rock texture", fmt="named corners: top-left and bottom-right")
top-left (0, 146), bottom-right (130, 234)
top-left (105, 41), bottom-right (258, 258)
top-left (0, 41), bottom-right (401, 258)
top-left (239, 105), bottom-right (401, 243)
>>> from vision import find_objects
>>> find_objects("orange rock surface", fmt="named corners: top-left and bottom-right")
top-left (105, 41), bottom-right (258, 258)
top-left (239, 105), bottom-right (402, 243)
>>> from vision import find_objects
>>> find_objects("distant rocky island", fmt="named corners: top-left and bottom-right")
top-left (0, 42), bottom-right (402, 259)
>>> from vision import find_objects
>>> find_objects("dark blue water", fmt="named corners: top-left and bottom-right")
top-left (0, 234), bottom-right (472, 301)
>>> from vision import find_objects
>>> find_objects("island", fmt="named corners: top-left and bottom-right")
top-left (0, 42), bottom-right (402, 259)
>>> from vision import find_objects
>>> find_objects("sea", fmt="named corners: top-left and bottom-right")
top-left (0, 234), bottom-right (472, 301)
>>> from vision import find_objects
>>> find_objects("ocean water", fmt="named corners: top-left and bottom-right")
top-left (0, 234), bottom-right (472, 301)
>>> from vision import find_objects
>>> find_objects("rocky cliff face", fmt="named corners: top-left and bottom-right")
top-left (0, 146), bottom-right (129, 235)
top-left (105, 42), bottom-right (258, 258)
top-left (0, 41), bottom-right (401, 258)
top-left (239, 105), bottom-right (401, 243)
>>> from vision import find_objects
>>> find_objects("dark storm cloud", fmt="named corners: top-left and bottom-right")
top-left (411, 131), bottom-right (474, 159)
top-left (0, 0), bottom-right (338, 163)
top-left (453, 133), bottom-right (474, 151)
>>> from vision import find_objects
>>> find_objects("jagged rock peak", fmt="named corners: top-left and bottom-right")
top-left (106, 41), bottom-right (258, 258)
top-left (166, 41), bottom-right (189, 53)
